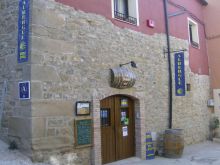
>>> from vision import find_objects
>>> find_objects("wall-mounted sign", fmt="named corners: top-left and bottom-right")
top-left (110, 67), bottom-right (136, 89)
top-left (76, 101), bottom-right (90, 116)
top-left (146, 132), bottom-right (155, 160)
top-left (74, 119), bottom-right (93, 148)
top-left (19, 81), bottom-right (30, 100)
top-left (18, 0), bottom-right (30, 63)
top-left (175, 52), bottom-right (185, 96)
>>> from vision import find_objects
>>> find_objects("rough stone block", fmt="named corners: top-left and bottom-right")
top-left (32, 117), bottom-right (46, 138)
top-left (32, 136), bottom-right (72, 150)
top-left (8, 117), bottom-right (31, 138)
top-left (32, 101), bottom-right (73, 117)
top-left (31, 65), bottom-right (59, 81)
top-left (31, 82), bottom-right (42, 99)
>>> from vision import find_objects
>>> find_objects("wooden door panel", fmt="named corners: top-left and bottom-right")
top-left (115, 96), bottom-right (135, 160)
top-left (101, 95), bottom-right (135, 164)
top-left (100, 96), bottom-right (116, 164)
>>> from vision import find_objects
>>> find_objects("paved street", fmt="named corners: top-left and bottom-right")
top-left (0, 140), bottom-right (48, 165)
top-left (0, 139), bottom-right (220, 165)
top-left (108, 141), bottom-right (220, 165)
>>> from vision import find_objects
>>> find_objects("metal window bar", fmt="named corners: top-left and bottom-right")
top-left (114, 11), bottom-right (137, 25)
top-left (100, 109), bottom-right (111, 127)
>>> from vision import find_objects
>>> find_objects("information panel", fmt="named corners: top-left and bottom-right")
top-left (18, 0), bottom-right (30, 63)
top-left (19, 81), bottom-right (30, 100)
top-left (175, 52), bottom-right (185, 96)
top-left (75, 119), bottom-right (92, 148)
top-left (146, 132), bottom-right (155, 160)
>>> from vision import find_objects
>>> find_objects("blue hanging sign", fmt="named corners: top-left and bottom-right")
top-left (17, 0), bottom-right (30, 63)
top-left (19, 81), bottom-right (30, 100)
top-left (175, 52), bottom-right (185, 96)
top-left (146, 132), bottom-right (155, 160)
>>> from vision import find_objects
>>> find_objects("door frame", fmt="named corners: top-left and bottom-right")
top-left (91, 91), bottom-right (146, 165)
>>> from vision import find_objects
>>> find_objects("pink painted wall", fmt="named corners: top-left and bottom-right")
top-left (203, 0), bottom-right (220, 89)
top-left (55, 0), bottom-right (209, 75)
top-left (168, 0), bottom-right (208, 75)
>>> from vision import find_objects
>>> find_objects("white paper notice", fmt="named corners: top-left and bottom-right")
top-left (122, 126), bottom-right (128, 137)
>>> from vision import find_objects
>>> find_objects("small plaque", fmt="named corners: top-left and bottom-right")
top-left (76, 101), bottom-right (90, 116)
top-left (19, 81), bottom-right (30, 100)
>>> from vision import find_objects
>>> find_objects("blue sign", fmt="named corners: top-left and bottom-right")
top-left (146, 132), bottom-right (155, 160)
top-left (175, 52), bottom-right (185, 96)
top-left (18, 0), bottom-right (30, 63)
top-left (19, 81), bottom-right (30, 100)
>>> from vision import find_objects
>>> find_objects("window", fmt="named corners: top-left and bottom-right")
top-left (112, 0), bottom-right (139, 25)
top-left (100, 108), bottom-right (111, 127)
top-left (188, 18), bottom-right (199, 48)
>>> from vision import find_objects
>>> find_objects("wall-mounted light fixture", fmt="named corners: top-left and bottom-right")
top-left (186, 83), bottom-right (191, 91)
top-left (119, 61), bottom-right (137, 68)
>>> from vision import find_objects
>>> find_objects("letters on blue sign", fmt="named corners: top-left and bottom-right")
top-left (19, 81), bottom-right (30, 99)
top-left (18, 0), bottom-right (30, 63)
top-left (175, 52), bottom-right (185, 96)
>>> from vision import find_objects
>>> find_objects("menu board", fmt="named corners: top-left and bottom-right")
top-left (75, 119), bottom-right (92, 148)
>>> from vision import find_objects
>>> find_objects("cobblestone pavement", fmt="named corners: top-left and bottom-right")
top-left (0, 140), bottom-right (49, 165)
top-left (108, 141), bottom-right (220, 165)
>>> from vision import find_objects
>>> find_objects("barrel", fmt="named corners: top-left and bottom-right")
top-left (164, 129), bottom-right (184, 158)
top-left (110, 67), bottom-right (136, 89)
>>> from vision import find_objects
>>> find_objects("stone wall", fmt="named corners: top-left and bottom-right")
top-left (0, 0), bottom-right (212, 164)
top-left (30, 0), bottom-right (212, 163)
top-left (0, 0), bottom-right (32, 152)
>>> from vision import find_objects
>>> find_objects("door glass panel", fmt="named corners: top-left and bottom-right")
top-left (120, 98), bottom-right (128, 107)
top-left (100, 108), bottom-right (111, 127)
top-left (121, 108), bottom-right (129, 126)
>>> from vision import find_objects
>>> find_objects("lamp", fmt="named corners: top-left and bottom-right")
top-left (119, 61), bottom-right (137, 68)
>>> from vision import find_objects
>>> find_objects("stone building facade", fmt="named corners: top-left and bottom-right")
top-left (0, 0), bottom-right (212, 164)
top-left (203, 0), bottom-right (220, 137)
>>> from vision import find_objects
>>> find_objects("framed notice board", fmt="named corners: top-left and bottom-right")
top-left (74, 118), bottom-right (93, 148)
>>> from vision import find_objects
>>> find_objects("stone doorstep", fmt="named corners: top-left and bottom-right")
top-left (213, 138), bottom-right (220, 143)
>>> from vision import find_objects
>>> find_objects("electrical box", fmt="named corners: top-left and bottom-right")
top-left (147, 19), bottom-right (155, 28)
top-left (207, 99), bottom-right (214, 107)
top-left (213, 89), bottom-right (220, 112)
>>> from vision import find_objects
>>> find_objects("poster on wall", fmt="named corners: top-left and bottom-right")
top-left (122, 126), bottom-right (128, 137)
top-left (76, 101), bottom-right (90, 116)
top-left (174, 52), bottom-right (185, 96)
top-left (17, 0), bottom-right (30, 63)
top-left (19, 81), bottom-right (30, 100)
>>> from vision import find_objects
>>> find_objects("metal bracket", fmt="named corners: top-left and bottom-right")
top-left (168, 9), bottom-right (186, 18)
top-left (163, 48), bottom-right (187, 58)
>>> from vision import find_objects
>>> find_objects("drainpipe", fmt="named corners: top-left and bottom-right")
top-left (163, 0), bottom-right (172, 129)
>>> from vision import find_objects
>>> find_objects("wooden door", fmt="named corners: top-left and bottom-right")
top-left (100, 95), bottom-right (135, 164)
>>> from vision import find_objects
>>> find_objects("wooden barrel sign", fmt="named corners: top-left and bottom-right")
top-left (110, 67), bottom-right (136, 89)
top-left (164, 129), bottom-right (184, 158)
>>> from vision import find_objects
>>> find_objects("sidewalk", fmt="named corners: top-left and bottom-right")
top-left (0, 140), bottom-right (49, 165)
top-left (108, 141), bottom-right (220, 165)
top-left (0, 139), bottom-right (220, 165)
